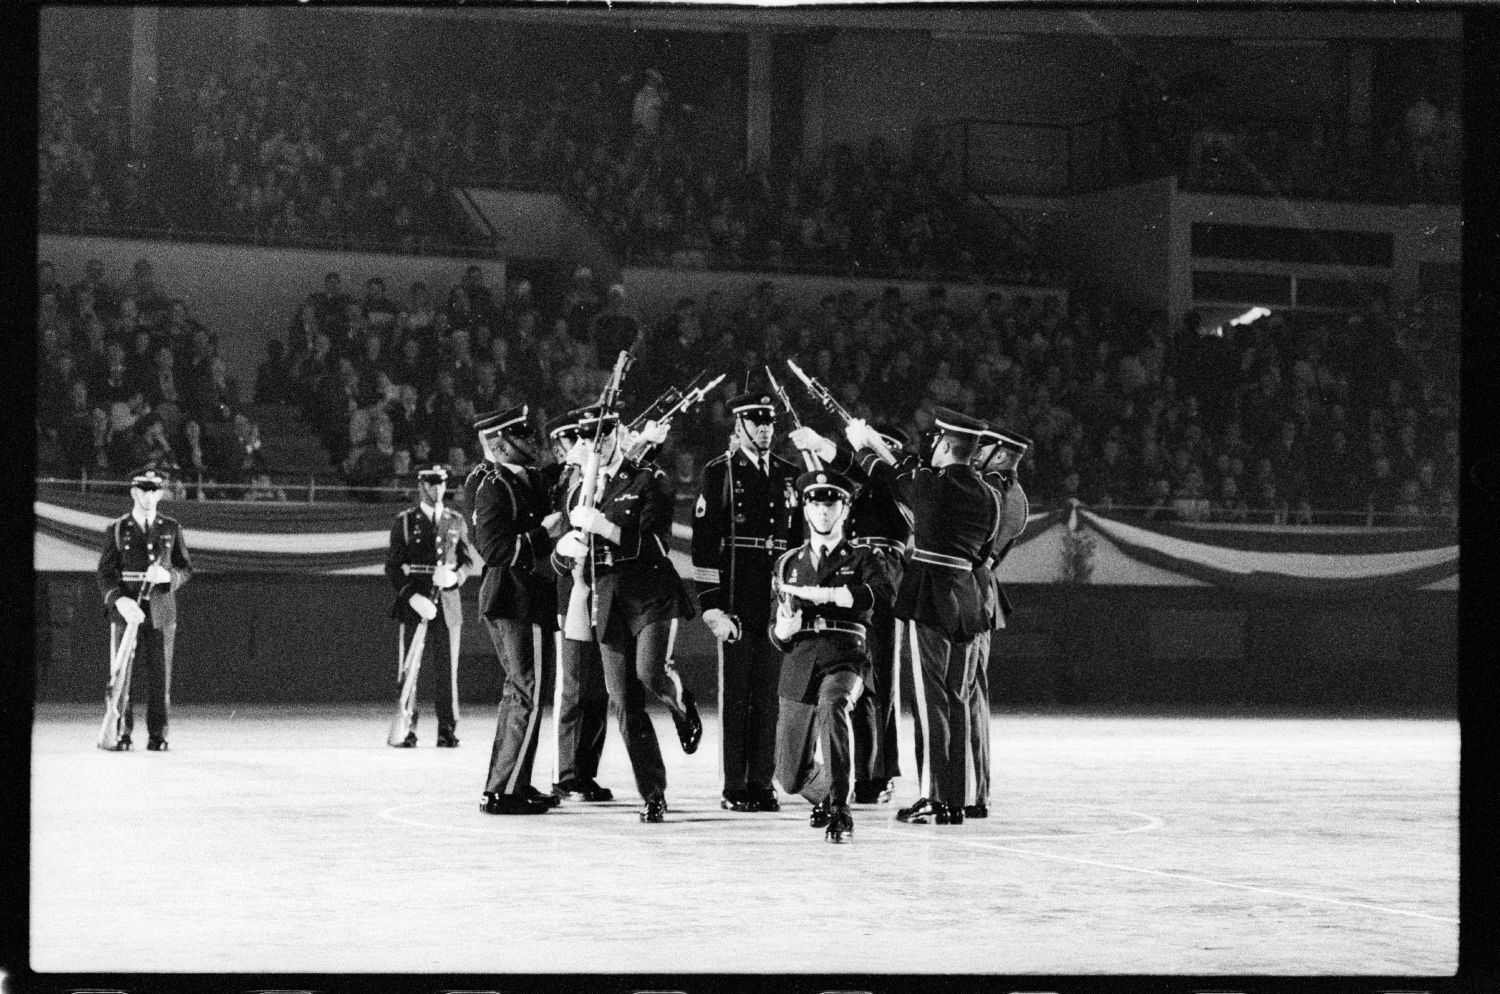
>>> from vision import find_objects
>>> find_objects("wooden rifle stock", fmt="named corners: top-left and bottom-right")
top-left (565, 351), bottom-right (634, 642)
top-left (765, 365), bottom-right (822, 472)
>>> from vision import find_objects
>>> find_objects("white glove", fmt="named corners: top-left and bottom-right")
top-left (637, 419), bottom-right (670, 447)
top-left (843, 418), bottom-right (873, 451)
top-left (772, 602), bottom-right (802, 641)
top-left (542, 510), bottom-right (566, 537)
top-left (143, 563), bottom-right (173, 585)
top-left (115, 596), bottom-right (146, 625)
top-left (780, 585), bottom-right (854, 608)
top-left (570, 505), bottom-right (614, 538)
top-left (432, 565), bottom-right (459, 589)
top-left (555, 529), bottom-right (589, 560)
top-left (408, 593), bottom-right (438, 621)
top-left (789, 426), bottom-right (836, 462)
top-left (702, 608), bottom-right (740, 642)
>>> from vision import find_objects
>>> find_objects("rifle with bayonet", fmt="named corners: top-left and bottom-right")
top-left (564, 349), bottom-right (634, 642)
top-left (785, 358), bottom-right (898, 465)
top-left (764, 365), bottom-right (821, 471)
top-left (624, 371), bottom-right (727, 463)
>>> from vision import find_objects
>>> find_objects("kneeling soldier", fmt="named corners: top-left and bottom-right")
top-left (770, 470), bottom-right (894, 843)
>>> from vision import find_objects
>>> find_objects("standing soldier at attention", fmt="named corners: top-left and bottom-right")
top-left (789, 422), bottom-right (912, 805)
top-left (553, 404), bottom-right (698, 823)
top-left (844, 407), bottom-right (999, 825)
top-left (96, 470), bottom-right (194, 751)
top-left (966, 424), bottom-right (1031, 819)
top-left (384, 465), bottom-right (473, 749)
top-left (465, 406), bottom-right (566, 815)
top-left (544, 407), bottom-right (614, 803)
top-left (693, 390), bottom-right (802, 813)
top-left (769, 469), bottom-right (894, 844)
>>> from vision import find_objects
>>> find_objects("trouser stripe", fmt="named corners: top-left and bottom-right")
top-left (906, 621), bottom-right (933, 799)
top-left (551, 626), bottom-right (565, 786)
top-left (503, 624), bottom-right (544, 795)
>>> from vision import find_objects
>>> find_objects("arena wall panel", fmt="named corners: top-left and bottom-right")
top-left (35, 574), bottom-right (1456, 713)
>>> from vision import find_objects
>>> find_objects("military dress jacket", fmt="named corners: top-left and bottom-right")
top-left (768, 538), bottom-right (894, 701)
top-left (96, 513), bottom-right (194, 631)
top-left (976, 470), bottom-right (1029, 630)
top-left (857, 449), bottom-right (1000, 641)
top-left (691, 447), bottom-right (802, 623)
top-left (466, 460), bottom-right (558, 627)
top-left (385, 503), bottom-right (473, 628)
top-left (551, 457), bottom-right (694, 642)
top-left (825, 444), bottom-right (914, 560)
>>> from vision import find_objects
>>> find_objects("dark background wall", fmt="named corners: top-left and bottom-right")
top-left (36, 574), bottom-right (1457, 714)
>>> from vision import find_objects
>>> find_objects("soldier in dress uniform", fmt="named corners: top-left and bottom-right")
top-left (789, 423), bottom-right (913, 805)
top-left (464, 406), bottom-right (567, 814)
top-left (544, 407), bottom-right (614, 803)
top-left (552, 405), bottom-right (698, 823)
top-left (770, 469), bottom-right (895, 844)
top-left (845, 406), bottom-right (999, 825)
top-left (966, 424), bottom-right (1031, 819)
top-left (384, 465), bottom-right (474, 749)
top-left (96, 470), bottom-right (194, 751)
top-left (692, 390), bottom-right (803, 812)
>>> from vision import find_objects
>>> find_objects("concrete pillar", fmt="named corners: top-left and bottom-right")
top-left (802, 42), bottom-right (826, 163)
top-left (128, 7), bottom-right (158, 154)
top-left (746, 30), bottom-right (773, 170)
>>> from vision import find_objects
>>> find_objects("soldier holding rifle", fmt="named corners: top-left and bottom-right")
top-left (692, 388), bottom-right (802, 813)
top-left (384, 465), bottom-right (473, 749)
top-left (552, 356), bottom-right (697, 823)
top-left (844, 407), bottom-right (1000, 826)
top-left (465, 407), bottom-right (568, 815)
top-left (96, 470), bottom-right (193, 752)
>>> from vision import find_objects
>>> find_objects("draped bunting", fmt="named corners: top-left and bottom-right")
top-left (1075, 509), bottom-right (1458, 598)
top-left (31, 483), bottom-right (1457, 596)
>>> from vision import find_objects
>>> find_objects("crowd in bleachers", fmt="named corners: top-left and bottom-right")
top-left (35, 256), bottom-right (284, 500)
top-left (37, 250), bottom-right (1458, 526)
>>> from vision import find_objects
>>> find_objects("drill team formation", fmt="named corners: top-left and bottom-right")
top-left (96, 354), bottom-right (1032, 844)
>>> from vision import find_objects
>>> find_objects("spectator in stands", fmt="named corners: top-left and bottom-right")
top-left (561, 266), bottom-right (602, 344)
top-left (312, 271), bottom-right (352, 347)
top-left (1364, 455), bottom-right (1399, 523)
top-left (397, 280), bottom-right (438, 345)
top-left (363, 277), bottom-right (399, 344)
top-left (254, 340), bottom-right (293, 405)
top-left (1211, 476), bottom-right (1249, 523)
top-left (590, 283), bottom-right (641, 360)
top-left (344, 417), bottom-right (399, 502)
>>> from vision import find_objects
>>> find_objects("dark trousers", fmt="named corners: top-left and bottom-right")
top-left (852, 600), bottom-right (901, 785)
top-left (110, 618), bottom-right (173, 739)
top-left (907, 621), bottom-right (978, 806)
top-left (967, 629), bottom-right (992, 805)
top-left (481, 617), bottom-right (545, 795)
top-left (553, 628), bottom-right (609, 785)
top-left (397, 614), bottom-right (459, 736)
top-left (718, 615), bottom-right (781, 795)
top-left (775, 665), bottom-right (864, 809)
top-left (597, 619), bottom-right (671, 801)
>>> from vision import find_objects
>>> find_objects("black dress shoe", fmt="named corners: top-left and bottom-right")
top-left (394, 731), bottom-right (417, 748)
top-left (720, 789), bottom-right (758, 812)
top-left (825, 806), bottom-right (854, 844)
top-left (896, 797), bottom-right (941, 824)
top-left (480, 792), bottom-right (550, 815)
top-left (853, 779), bottom-right (892, 804)
top-left (146, 737), bottom-right (168, 752)
top-left (808, 797), bottom-right (832, 828)
top-left (935, 804), bottom-right (965, 825)
top-left (436, 730), bottom-right (460, 748)
top-left (750, 786), bottom-right (780, 812)
top-left (963, 803), bottom-right (989, 819)
top-left (521, 785), bottom-right (562, 809)
top-left (640, 796), bottom-right (667, 823)
top-left (117, 733), bottom-right (133, 751)
top-left (554, 778), bottom-right (615, 802)
top-left (673, 690), bottom-right (702, 754)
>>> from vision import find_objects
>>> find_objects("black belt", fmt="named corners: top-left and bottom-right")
top-left (911, 548), bottom-right (973, 571)
top-left (796, 618), bottom-right (866, 639)
top-left (730, 537), bottom-right (788, 552)
top-left (851, 537), bottom-right (907, 555)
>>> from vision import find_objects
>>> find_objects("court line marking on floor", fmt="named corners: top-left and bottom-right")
top-left (895, 827), bottom-right (1458, 925)
top-left (376, 798), bottom-right (1164, 843)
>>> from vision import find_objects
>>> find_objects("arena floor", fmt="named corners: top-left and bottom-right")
top-left (30, 702), bottom-right (1457, 977)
